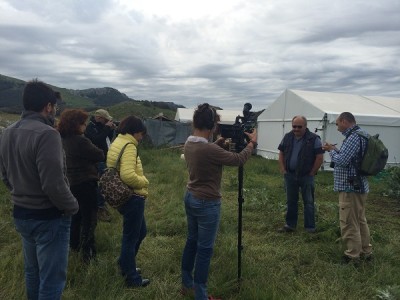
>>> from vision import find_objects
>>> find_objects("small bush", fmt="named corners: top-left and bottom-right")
top-left (385, 166), bottom-right (400, 200)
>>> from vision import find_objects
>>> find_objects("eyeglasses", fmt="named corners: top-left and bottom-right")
top-left (292, 125), bottom-right (303, 129)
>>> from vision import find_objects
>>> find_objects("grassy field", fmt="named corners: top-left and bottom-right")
top-left (0, 112), bottom-right (20, 128)
top-left (1, 148), bottom-right (400, 300)
top-left (0, 100), bottom-right (176, 127)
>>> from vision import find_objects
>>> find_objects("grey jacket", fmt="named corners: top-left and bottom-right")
top-left (0, 111), bottom-right (78, 216)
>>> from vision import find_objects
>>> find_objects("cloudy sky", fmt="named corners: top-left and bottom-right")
top-left (0, 0), bottom-right (399, 110)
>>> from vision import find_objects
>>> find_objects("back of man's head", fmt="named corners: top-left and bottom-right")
top-left (338, 112), bottom-right (356, 124)
top-left (23, 79), bottom-right (56, 112)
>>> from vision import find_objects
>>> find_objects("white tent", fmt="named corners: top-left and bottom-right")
top-left (257, 89), bottom-right (400, 168)
top-left (175, 108), bottom-right (242, 125)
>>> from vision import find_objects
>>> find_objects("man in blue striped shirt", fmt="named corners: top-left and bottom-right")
top-left (323, 112), bottom-right (373, 264)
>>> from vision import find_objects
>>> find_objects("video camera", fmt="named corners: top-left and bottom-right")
top-left (219, 103), bottom-right (257, 152)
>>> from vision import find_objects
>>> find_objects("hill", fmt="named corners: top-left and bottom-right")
top-left (0, 74), bottom-right (184, 117)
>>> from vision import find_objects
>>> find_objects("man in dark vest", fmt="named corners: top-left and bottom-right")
top-left (277, 115), bottom-right (324, 233)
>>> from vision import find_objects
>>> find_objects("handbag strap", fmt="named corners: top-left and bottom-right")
top-left (113, 143), bottom-right (134, 169)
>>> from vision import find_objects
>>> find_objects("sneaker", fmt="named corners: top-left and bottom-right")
top-left (305, 228), bottom-right (316, 233)
top-left (277, 225), bottom-right (295, 233)
top-left (126, 278), bottom-right (150, 288)
top-left (97, 207), bottom-right (111, 222)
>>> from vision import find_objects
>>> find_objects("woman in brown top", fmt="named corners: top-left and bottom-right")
top-left (181, 103), bottom-right (257, 300)
top-left (58, 109), bottom-right (105, 263)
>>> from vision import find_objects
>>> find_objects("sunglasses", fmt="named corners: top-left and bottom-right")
top-left (292, 125), bottom-right (303, 129)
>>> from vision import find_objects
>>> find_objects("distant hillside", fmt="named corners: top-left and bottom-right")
top-left (0, 75), bottom-right (26, 112)
top-left (0, 74), bottom-right (184, 115)
top-left (68, 87), bottom-right (131, 106)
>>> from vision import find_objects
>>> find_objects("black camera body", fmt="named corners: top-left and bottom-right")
top-left (348, 175), bottom-right (362, 190)
top-left (112, 121), bottom-right (120, 127)
top-left (219, 103), bottom-right (257, 152)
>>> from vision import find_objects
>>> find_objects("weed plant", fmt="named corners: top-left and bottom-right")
top-left (1, 148), bottom-right (399, 300)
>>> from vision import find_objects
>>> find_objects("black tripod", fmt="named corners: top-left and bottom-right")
top-left (237, 165), bottom-right (244, 281)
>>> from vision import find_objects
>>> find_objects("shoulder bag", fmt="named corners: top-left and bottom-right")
top-left (99, 143), bottom-right (134, 208)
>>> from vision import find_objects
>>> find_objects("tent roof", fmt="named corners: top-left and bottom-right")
top-left (259, 89), bottom-right (400, 126)
top-left (175, 108), bottom-right (242, 125)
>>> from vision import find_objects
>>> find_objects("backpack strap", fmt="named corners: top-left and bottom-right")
top-left (350, 130), bottom-right (368, 192)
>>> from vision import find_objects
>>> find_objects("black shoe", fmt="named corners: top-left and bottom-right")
top-left (341, 255), bottom-right (360, 265)
top-left (277, 225), bottom-right (295, 233)
top-left (140, 279), bottom-right (150, 287)
top-left (127, 278), bottom-right (150, 288)
top-left (361, 253), bottom-right (373, 262)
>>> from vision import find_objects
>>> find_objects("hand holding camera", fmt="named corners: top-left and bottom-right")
top-left (245, 128), bottom-right (257, 143)
top-left (105, 120), bottom-right (117, 129)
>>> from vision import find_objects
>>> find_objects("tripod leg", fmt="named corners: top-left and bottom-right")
top-left (238, 166), bottom-right (244, 281)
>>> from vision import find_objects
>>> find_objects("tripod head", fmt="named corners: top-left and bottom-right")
top-left (219, 103), bottom-right (257, 152)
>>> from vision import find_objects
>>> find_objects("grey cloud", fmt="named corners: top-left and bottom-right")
top-left (1, 0), bottom-right (399, 110)
top-left (4, 0), bottom-right (113, 23)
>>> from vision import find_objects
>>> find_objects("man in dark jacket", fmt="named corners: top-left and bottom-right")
top-left (0, 79), bottom-right (79, 299)
top-left (277, 115), bottom-right (324, 233)
top-left (84, 109), bottom-right (116, 221)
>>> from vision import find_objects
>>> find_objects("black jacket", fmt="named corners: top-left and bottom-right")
top-left (84, 116), bottom-right (115, 158)
top-left (62, 135), bottom-right (105, 186)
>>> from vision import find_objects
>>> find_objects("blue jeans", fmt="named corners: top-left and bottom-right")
top-left (117, 195), bottom-right (147, 286)
top-left (96, 162), bottom-right (107, 207)
top-left (14, 216), bottom-right (71, 300)
top-left (181, 191), bottom-right (221, 300)
top-left (284, 173), bottom-right (316, 230)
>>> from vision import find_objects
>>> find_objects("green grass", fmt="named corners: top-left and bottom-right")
top-left (1, 148), bottom-right (400, 300)
top-left (0, 112), bottom-right (20, 127)
top-left (105, 101), bottom-right (176, 121)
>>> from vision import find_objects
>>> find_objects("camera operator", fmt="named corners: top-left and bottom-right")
top-left (180, 103), bottom-right (257, 300)
top-left (84, 109), bottom-right (117, 222)
top-left (322, 112), bottom-right (372, 264)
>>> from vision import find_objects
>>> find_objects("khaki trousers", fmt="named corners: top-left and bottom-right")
top-left (339, 192), bottom-right (373, 258)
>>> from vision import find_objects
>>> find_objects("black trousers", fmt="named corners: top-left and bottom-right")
top-left (70, 180), bottom-right (98, 260)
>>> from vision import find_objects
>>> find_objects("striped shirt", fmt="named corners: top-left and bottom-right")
top-left (329, 125), bottom-right (369, 193)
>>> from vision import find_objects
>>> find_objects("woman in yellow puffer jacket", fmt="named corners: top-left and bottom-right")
top-left (106, 116), bottom-right (150, 288)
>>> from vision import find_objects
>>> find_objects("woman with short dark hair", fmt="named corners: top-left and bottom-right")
top-left (107, 115), bottom-right (150, 287)
top-left (58, 109), bottom-right (105, 263)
